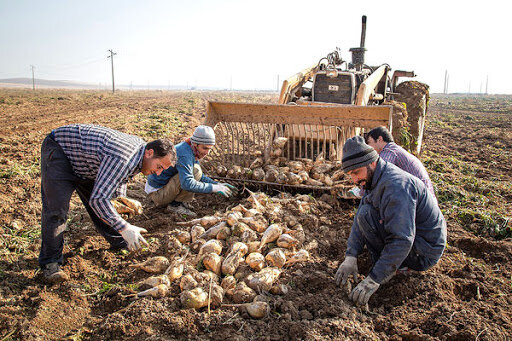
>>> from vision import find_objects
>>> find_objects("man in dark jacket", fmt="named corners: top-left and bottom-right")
top-left (40, 124), bottom-right (176, 283)
top-left (335, 136), bottom-right (446, 305)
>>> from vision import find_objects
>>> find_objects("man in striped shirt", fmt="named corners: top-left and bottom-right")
top-left (39, 124), bottom-right (176, 283)
top-left (365, 126), bottom-right (436, 199)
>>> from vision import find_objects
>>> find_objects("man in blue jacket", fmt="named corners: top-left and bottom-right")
top-left (335, 136), bottom-right (446, 305)
top-left (145, 125), bottom-right (235, 217)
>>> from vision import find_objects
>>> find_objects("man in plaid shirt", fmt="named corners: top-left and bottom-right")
top-left (39, 124), bottom-right (176, 283)
top-left (365, 126), bottom-right (436, 199)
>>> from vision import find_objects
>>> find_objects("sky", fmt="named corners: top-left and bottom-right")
top-left (1, 0), bottom-right (511, 94)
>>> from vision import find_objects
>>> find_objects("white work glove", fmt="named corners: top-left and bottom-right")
top-left (211, 183), bottom-right (235, 197)
top-left (348, 186), bottom-right (363, 199)
top-left (335, 256), bottom-right (358, 287)
top-left (120, 224), bottom-right (149, 252)
top-left (349, 276), bottom-right (380, 305)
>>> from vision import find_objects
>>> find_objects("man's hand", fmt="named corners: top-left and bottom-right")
top-left (212, 183), bottom-right (237, 197)
top-left (335, 256), bottom-right (358, 287)
top-left (348, 186), bottom-right (363, 199)
top-left (349, 276), bottom-right (380, 305)
top-left (120, 224), bottom-right (149, 251)
top-left (224, 183), bottom-right (238, 194)
top-left (111, 197), bottom-right (143, 217)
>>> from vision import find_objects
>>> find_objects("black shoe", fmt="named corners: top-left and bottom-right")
top-left (42, 262), bottom-right (69, 283)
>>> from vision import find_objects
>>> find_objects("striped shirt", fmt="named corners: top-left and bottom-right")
top-left (379, 142), bottom-right (436, 199)
top-left (53, 124), bottom-right (146, 231)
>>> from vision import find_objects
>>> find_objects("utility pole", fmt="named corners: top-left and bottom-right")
top-left (30, 65), bottom-right (35, 90)
top-left (277, 75), bottom-right (280, 93)
top-left (107, 49), bottom-right (116, 93)
top-left (485, 75), bottom-right (488, 95)
top-left (443, 70), bottom-right (448, 94)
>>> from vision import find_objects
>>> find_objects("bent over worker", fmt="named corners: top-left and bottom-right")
top-left (365, 126), bottom-right (436, 199)
top-left (335, 136), bottom-right (446, 305)
top-left (145, 125), bottom-right (236, 217)
top-left (39, 124), bottom-right (176, 283)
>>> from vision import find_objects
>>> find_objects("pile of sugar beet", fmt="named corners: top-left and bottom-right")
top-left (127, 190), bottom-right (334, 319)
top-left (213, 137), bottom-right (351, 188)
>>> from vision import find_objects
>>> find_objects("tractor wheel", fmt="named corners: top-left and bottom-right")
top-left (394, 81), bottom-right (430, 155)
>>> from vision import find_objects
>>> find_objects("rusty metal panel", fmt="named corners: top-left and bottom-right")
top-left (202, 101), bottom-right (391, 196)
top-left (205, 102), bottom-right (392, 127)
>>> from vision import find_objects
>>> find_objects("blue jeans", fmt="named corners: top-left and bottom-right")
top-left (39, 135), bottom-right (126, 267)
top-left (356, 204), bottom-right (438, 271)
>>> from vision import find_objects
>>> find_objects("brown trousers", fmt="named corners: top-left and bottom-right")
top-left (147, 164), bottom-right (203, 207)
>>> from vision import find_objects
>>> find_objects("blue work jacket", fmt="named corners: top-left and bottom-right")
top-left (346, 159), bottom-right (447, 283)
top-left (146, 141), bottom-right (216, 193)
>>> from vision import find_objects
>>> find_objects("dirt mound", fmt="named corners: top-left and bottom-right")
top-left (395, 81), bottom-right (430, 154)
top-left (396, 81), bottom-right (430, 97)
top-left (383, 100), bottom-right (410, 147)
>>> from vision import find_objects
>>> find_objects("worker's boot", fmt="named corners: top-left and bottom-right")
top-left (42, 262), bottom-right (69, 283)
top-left (166, 201), bottom-right (197, 218)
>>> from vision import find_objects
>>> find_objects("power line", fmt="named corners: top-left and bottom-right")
top-left (35, 57), bottom-right (105, 72)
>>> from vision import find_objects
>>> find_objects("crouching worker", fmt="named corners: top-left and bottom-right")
top-left (335, 136), bottom-right (446, 305)
top-left (40, 124), bottom-right (177, 283)
top-left (145, 125), bottom-right (236, 217)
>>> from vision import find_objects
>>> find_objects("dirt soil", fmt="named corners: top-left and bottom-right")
top-left (0, 89), bottom-right (511, 340)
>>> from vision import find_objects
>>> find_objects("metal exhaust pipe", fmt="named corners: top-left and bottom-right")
top-left (349, 15), bottom-right (368, 69)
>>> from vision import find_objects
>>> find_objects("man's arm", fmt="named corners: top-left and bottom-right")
top-left (89, 156), bottom-right (133, 231)
top-left (379, 147), bottom-right (398, 165)
top-left (369, 184), bottom-right (417, 283)
top-left (176, 157), bottom-right (213, 193)
top-left (114, 181), bottom-right (128, 198)
top-left (199, 173), bottom-right (217, 184)
top-left (345, 201), bottom-right (366, 258)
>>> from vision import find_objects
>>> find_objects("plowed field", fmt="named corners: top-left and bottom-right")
top-left (0, 89), bottom-right (510, 340)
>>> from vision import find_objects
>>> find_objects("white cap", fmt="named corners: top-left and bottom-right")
top-left (191, 125), bottom-right (215, 145)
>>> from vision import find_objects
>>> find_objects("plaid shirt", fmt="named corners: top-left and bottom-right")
top-left (380, 142), bottom-right (436, 199)
top-left (53, 124), bottom-right (146, 231)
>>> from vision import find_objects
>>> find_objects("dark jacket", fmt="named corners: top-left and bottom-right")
top-left (346, 159), bottom-right (447, 283)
